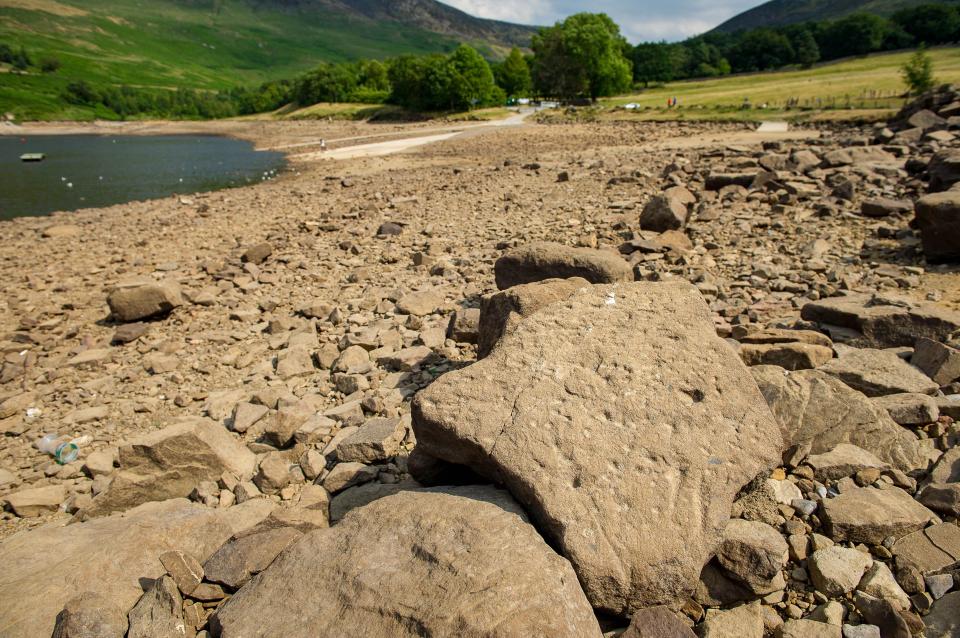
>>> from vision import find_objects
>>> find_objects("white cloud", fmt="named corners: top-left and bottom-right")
top-left (440, 0), bottom-right (766, 42)
top-left (442, 0), bottom-right (553, 25)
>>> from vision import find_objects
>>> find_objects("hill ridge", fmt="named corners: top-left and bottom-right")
top-left (711, 0), bottom-right (944, 33)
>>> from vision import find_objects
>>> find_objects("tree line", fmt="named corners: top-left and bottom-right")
top-left (633, 3), bottom-right (960, 85)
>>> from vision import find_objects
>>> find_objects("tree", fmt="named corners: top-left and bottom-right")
top-left (893, 4), bottom-right (960, 45)
top-left (531, 13), bottom-right (632, 101)
top-left (495, 47), bottom-right (531, 98)
top-left (63, 81), bottom-right (98, 105)
top-left (295, 63), bottom-right (358, 105)
top-left (445, 44), bottom-right (498, 110)
top-left (788, 27), bottom-right (820, 68)
top-left (40, 57), bottom-right (61, 73)
top-left (632, 42), bottom-right (681, 86)
top-left (355, 59), bottom-right (389, 92)
top-left (729, 29), bottom-right (795, 72)
top-left (902, 45), bottom-right (936, 95)
top-left (681, 39), bottom-right (730, 78)
top-left (11, 46), bottom-right (31, 71)
top-left (388, 55), bottom-right (434, 110)
top-left (387, 47), bottom-right (499, 112)
top-left (817, 13), bottom-right (888, 59)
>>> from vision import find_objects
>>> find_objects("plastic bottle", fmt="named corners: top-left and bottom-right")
top-left (36, 434), bottom-right (80, 465)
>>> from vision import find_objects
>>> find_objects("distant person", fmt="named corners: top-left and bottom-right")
top-left (320, 139), bottom-right (327, 152)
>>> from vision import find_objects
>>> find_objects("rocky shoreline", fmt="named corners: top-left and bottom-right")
top-left (1, 96), bottom-right (959, 636)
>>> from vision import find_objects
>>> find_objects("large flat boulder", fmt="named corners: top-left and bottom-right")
top-left (821, 487), bottom-right (938, 544)
top-left (751, 366), bottom-right (924, 472)
top-left (82, 419), bottom-right (257, 518)
top-left (477, 277), bottom-right (589, 358)
top-left (821, 146), bottom-right (897, 168)
top-left (893, 523), bottom-right (960, 575)
top-left (412, 282), bottom-right (783, 614)
top-left (800, 294), bottom-right (960, 348)
top-left (493, 242), bottom-right (632, 290)
top-left (819, 348), bottom-right (938, 397)
top-left (106, 279), bottom-right (183, 323)
top-left (0, 498), bottom-right (273, 637)
top-left (211, 487), bottom-right (601, 638)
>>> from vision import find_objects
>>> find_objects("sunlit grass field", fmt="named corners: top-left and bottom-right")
top-left (604, 47), bottom-right (960, 122)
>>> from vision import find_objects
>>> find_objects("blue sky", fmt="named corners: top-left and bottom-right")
top-left (443, 0), bottom-right (766, 42)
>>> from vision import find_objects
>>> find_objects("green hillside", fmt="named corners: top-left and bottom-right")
top-left (712, 0), bottom-right (956, 33)
top-left (0, 0), bottom-right (535, 119)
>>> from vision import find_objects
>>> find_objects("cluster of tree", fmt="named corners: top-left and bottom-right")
top-left (388, 45), bottom-right (504, 111)
top-left (63, 82), bottom-right (240, 119)
top-left (0, 43), bottom-right (60, 73)
top-left (632, 2), bottom-right (960, 86)
top-left (293, 59), bottom-right (390, 105)
top-left (284, 44), bottom-right (517, 111)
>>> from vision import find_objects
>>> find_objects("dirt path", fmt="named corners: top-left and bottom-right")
top-left (263, 111), bottom-right (529, 152)
top-left (286, 111), bottom-right (531, 161)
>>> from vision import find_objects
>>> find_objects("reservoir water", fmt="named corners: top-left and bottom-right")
top-left (0, 134), bottom-right (286, 220)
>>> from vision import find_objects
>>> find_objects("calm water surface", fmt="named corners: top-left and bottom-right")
top-left (0, 134), bottom-right (286, 220)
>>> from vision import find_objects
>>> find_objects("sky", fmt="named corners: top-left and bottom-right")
top-left (442, 0), bottom-right (767, 43)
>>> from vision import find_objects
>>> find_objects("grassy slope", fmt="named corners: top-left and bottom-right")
top-left (0, 0), bottom-right (461, 119)
top-left (604, 47), bottom-right (960, 122)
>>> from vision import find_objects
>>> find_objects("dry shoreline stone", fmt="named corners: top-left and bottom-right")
top-left (413, 282), bottom-right (782, 614)
top-left (81, 418), bottom-right (256, 518)
top-left (821, 486), bottom-right (938, 544)
top-left (493, 241), bottom-right (632, 289)
top-left (106, 279), bottom-right (183, 323)
top-left (819, 348), bottom-right (938, 397)
top-left (477, 276), bottom-right (589, 358)
top-left (0, 498), bottom-right (273, 636)
top-left (212, 487), bottom-right (602, 637)
top-left (800, 294), bottom-right (960, 348)
top-left (751, 367), bottom-right (924, 472)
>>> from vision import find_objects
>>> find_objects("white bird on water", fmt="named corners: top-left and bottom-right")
top-left (66, 182), bottom-right (73, 188)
